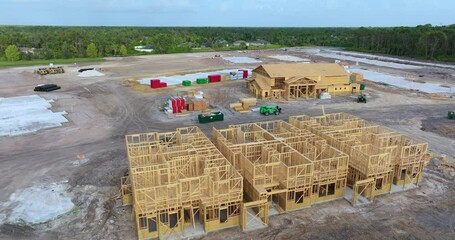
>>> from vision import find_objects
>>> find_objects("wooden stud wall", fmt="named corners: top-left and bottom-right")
top-left (289, 113), bottom-right (429, 202)
top-left (122, 127), bottom-right (243, 239)
top-left (121, 113), bottom-right (430, 239)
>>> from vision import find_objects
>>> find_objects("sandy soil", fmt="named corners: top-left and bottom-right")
top-left (0, 48), bottom-right (454, 240)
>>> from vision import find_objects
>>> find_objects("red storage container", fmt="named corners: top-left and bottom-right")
top-left (239, 70), bottom-right (248, 79)
top-left (159, 82), bottom-right (167, 88)
top-left (180, 98), bottom-right (186, 112)
top-left (208, 74), bottom-right (221, 83)
top-left (171, 98), bottom-right (177, 114)
top-left (177, 98), bottom-right (182, 113)
top-left (150, 79), bottom-right (161, 88)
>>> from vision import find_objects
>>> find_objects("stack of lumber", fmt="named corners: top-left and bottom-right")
top-left (229, 98), bottom-right (257, 113)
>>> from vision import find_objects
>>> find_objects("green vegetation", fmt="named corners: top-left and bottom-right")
top-left (86, 43), bottom-right (98, 58)
top-left (0, 25), bottom-right (454, 62)
top-left (5, 45), bottom-right (20, 61)
top-left (0, 58), bottom-right (104, 67)
top-left (119, 45), bottom-right (128, 56)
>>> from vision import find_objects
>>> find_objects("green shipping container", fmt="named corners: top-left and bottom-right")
top-left (196, 78), bottom-right (209, 84)
top-left (182, 80), bottom-right (192, 86)
top-left (198, 112), bottom-right (224, 123)
top-left (360, 84), bottom-right (365, 90)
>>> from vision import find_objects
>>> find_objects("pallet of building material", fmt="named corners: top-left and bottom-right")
top-left (191, 99), bottom-right (207, 111)
top-left (233, 106), bottom-right (244, 112)
top-left (239, 98), bottom-right (257, 104)
top-left (175, 113), bottom-right (190, 117)
top-left (229, 103), bottom-right (243, 109)
top-left (240, 98), bottom-right (257, 109)
top-left (221, 74), bottom-right (230, 81)
top-left (238, 110), bottom-right (251, 113)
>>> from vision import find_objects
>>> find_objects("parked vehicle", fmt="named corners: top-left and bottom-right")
top-left (260, 105), bottom-right (281, 115)
top-left (357, 94), bottom-right (367, 103)
top-left (448, 111), bottom-right (455, 120)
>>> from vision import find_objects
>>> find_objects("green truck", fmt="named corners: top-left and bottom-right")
top-left (357, 94), bottom-right (367, 103)
top-left (198, 112), bottom-right (224, 123)
top-left (260, 105), bottom-right (281, 116)
top-left (449, 111), bottom-right (455, 120)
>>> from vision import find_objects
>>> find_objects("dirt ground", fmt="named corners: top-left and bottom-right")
top-left (0, 48), bottom-right (454, 240)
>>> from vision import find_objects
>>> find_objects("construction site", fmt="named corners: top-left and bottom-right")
top-left (0, 47), bottom-right (454, 240)
top-left (119, 111), bottom-right (431, 239)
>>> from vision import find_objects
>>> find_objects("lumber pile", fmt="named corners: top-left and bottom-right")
top-left (229, 98), bottom-right (257, 112)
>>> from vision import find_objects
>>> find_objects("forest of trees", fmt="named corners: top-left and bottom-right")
top-left (0, 24), bottom-right (454, 62)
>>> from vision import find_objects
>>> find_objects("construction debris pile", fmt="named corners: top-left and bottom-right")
top-left (121, 113), bottom-right (430, 240)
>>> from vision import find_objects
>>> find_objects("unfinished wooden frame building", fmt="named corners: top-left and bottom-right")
top-left (212, 119), bottom-right (350, 226)
top-left (121, 113), bottom-right (429, 239)
top-left (247, 63), bottom-right (361, 100)
top-left (121, 126), bottom-right (243, 239)
top-left (289, 113), bottom-right (428, 204)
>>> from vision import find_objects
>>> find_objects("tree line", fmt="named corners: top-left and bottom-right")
top-left (1, 24), bottom-right (454, 62)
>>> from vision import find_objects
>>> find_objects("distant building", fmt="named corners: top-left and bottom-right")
top-left (248, 63), bottom-right (360, 100)
top-left (134, 46), bottom-right (154, 53)
top-left (19, 47), bottom-right (34, 54)
top-left (249, 39), bottom-right (269, 46)
top-left (232, 40), bottom-right (249, 47)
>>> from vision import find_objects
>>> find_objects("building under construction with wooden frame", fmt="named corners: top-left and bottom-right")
top-left (121, 126), bottom-right (243, 239)
top-left (247, 63), bottom-right (361, 100)
top-left (121, 113), bottom-right (429, 239)
top-left (289, 113), bottom-right (429, 204)
top-left (212, 119), bottom-right (350, 221)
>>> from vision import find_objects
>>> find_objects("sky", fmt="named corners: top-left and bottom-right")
top-left (0, 0), bottom-right (454, 27)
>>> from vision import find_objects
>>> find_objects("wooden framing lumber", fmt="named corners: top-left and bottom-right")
top-left (121, 112), bottom-right (430, 239)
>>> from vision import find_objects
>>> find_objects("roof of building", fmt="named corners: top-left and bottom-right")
top-left (254, 63), bottom-right (349, 78)
top-left (253, 77), bottom-right (272, 90)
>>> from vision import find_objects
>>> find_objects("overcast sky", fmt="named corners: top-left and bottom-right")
top-left (0, 0), bottom-right (453, 27)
